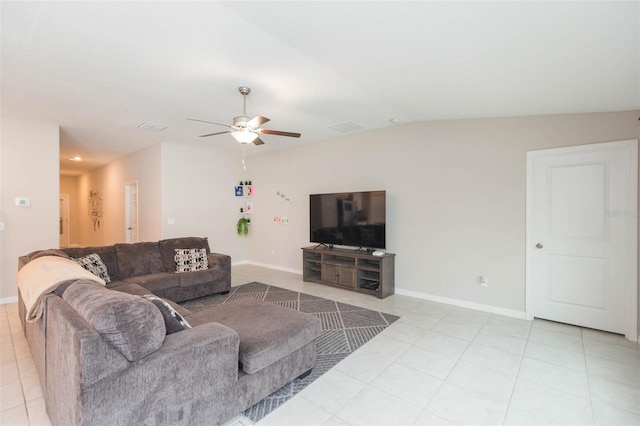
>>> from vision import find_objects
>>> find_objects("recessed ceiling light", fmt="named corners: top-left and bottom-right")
top-left (390, 118), bottom-right (401, 124)
top-left (69, 156), bottom-right (83, 162)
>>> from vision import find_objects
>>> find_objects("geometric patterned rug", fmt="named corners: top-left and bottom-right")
top-left (180, 282), bottom-right (399, 423)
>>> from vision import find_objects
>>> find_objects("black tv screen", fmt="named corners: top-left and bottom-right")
top-left (309, 190), bottom-right (386, 249)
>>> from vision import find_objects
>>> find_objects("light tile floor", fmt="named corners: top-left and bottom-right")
top-left (1, 264), bottom-right (639, 425)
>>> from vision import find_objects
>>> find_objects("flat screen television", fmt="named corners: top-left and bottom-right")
top-left (309, 190), bottom-right (386, 249)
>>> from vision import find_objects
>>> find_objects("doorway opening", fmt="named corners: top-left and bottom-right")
top-left (124, 182), bottom-right (139, 243)
top-left (59, 194), bottom-right (70, 248)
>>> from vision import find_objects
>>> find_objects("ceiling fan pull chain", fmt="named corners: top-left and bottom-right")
top-left (242, 145), bottom-right (247, 171)
top-left (243, 91), bottom-right (247, 115)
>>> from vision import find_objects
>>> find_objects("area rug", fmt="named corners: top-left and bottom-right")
top-left (180, 282), bottom-right (399, 423)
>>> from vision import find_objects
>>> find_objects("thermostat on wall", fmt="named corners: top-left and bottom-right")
top-left (15, 198), bottom-right (30, 207)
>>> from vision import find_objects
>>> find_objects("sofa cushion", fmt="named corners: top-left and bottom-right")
top-left (174, 248), bottom-right (209, 272)
top-left (115, 242), bottom-right (163, 278)
top-left (74, 253), bottom-right (112, 283)
top-left (159, 237), bottom-right (210, 272)
top-left (63, 281), bottom-right (165, 361)
top-left (178, 268), bottom-right (222, 288)
top-left (187, 298), bottom-right (321, 374)
top-left (123, 273), bottom-right (180, 292)
top-left (62, 246), bottom-right (119, 281)
top-left (141, 294), bottom-right (192, 334)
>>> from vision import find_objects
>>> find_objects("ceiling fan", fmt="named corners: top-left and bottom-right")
top-left (188, 86), bottom-right (301, 145)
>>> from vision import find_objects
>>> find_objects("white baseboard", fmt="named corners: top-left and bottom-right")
top-left (246, 261), bottom-right (303, 275)
top-left (0, 296), bottom-right (18, 305)
top-left (231, 260), bottom-right (303, 275)
top-left (395, 287), bottom-right (527, 320)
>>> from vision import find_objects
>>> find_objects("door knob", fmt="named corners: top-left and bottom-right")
top-left (536, 243), bottom-right (543, 249)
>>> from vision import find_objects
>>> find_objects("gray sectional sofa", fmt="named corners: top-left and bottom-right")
top-left (17, 237), bottom-right (322, 426)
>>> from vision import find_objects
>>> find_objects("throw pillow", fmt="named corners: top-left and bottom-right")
top-left (74, 253), bottom-right (111, 283)
top-left (141, 294), bottom-right (192, 334)
top-left (174, 248), bottom-right (209, 273)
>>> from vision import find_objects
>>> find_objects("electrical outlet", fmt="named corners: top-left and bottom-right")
top-left (479, 276), bottom-right (488, 287)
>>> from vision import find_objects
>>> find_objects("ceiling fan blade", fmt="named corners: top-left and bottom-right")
top-left (247, 115), bottom-right (270, 128)
top-left (188, 118), bottom-right (233, 128)
top-left (253, 137), bottom-right (265, 146)
top-left (199, 130), bottom-right (232, 137)
top-left (260, 129), bottom-right (301, 138)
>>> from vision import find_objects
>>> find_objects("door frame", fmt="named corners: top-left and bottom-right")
top-left (124, 182), bottom-right (139, 243)
top-left (525, 139), bottom-right (638, 341)
top-left (60, 194), bottom-right (70, 248)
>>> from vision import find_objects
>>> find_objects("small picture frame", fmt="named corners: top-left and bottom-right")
top-left (235, 185), bottom-right (244, 197)
top-left (246, 202), bottom-right (253, 213)
top-left (247, 185), bottom-right (254, 197)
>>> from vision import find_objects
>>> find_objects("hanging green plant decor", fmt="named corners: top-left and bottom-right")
top-left (237, 217), bottom-right (250, 237)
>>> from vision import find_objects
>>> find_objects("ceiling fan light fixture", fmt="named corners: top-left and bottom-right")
top-left (231, 129), bottom-right (258, 144)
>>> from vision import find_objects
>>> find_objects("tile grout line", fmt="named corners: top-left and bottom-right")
top-left (499, 317), bottom-right (534, 425)
top-left (581, 327), bottom-right (597, 424)
top-left (411, 309), bottom-right (470, 424)
top-left (3, 305), bottom-right (28, 419)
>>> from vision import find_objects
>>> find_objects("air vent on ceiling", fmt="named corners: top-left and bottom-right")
top-left (138, 122), bottom-right (167, 132)
top-left (329, 121), bottom-right (365, 133)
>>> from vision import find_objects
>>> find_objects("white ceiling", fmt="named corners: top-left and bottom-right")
top-left (2, 1), bottom-right (638, 175)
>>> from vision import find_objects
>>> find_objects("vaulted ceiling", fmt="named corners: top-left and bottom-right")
top-left (2, 1), bottom-right (638, 175)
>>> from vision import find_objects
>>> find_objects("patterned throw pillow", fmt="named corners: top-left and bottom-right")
top-left (174, 248), bottom-right (209, 273)
top-left (74, 253), bottom-right (111, 283)
top-left (141, 294), bottom-right (192, 335)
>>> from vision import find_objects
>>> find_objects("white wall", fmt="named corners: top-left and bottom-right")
top-left (247, 111), bottom-right (640, 315)
top-left (0, 118), bottom-right (59, 301)
top-left (160, 143), bottom-right (247, 262)
top-left (77, 144), bottom-right (162, 246)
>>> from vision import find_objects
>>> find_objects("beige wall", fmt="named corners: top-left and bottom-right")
top-left (0, 118), bottom-right (59, 301)
top-left (59, 175), bottom-right (80, 246)
top-left (160, 143), bottom-right (247, 262)
top-left (77, 145), bottom-right (162, 246)
top-left (247, 111), bottom-right (639, 318)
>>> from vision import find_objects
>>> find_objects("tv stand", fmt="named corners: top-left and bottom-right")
top-left (301, 246), bottom-right (395, 299)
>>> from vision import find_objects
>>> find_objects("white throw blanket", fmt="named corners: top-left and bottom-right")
top-left (17, 256), bottom-right (106, 322)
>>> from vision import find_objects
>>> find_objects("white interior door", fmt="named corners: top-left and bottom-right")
top-left (125, 183), bottom-right (139, 243)
top-left (59, 194), bottom-right (70, 248)
top-left (527, 140), bottom-right (637, 339)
